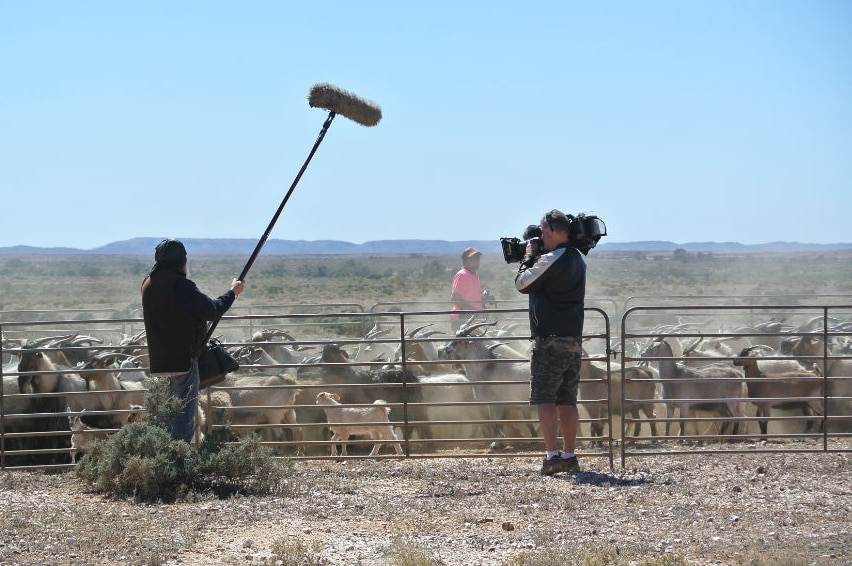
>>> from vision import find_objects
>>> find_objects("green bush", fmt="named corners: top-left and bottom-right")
top-left (74, 378), bottom-right (294, 502)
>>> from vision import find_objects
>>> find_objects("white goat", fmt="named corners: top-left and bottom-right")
top-left (78, 351), bottom-right (147, 426)
top-left (437, 321), bottom-right (536, 444)
top-left (212, 373), bottom-right (304, 454)
top-left (116, 355), bottom-right (150, 383)
top-left (416, 373), bottom-right (490, 441)
top-left (315, 391), bottom-right (403, 457)
top-left (248, 328), bottom-right (312, 366)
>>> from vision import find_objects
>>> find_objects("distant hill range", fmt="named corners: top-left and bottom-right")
top-left (1, 238), bottom-right (851, 256)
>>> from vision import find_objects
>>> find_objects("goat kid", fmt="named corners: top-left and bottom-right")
top-left (67, 408), bottom-right (111, 464)
top-left (315, 391), bottom-right (403, 457)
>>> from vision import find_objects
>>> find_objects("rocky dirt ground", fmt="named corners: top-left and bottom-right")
top-left (1, 443), bottom-right (850, 566)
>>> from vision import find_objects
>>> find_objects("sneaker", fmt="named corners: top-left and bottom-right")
top-left (540, 456), bottom-right (563, 476)
top-left (559, 455), bottom-right (580, 473)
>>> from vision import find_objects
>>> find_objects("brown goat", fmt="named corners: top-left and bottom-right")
top-left (733, 346), bottom-right (825, 436)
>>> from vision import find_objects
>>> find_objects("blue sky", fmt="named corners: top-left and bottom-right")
top-left (2, 1), bottom-right (850, 249)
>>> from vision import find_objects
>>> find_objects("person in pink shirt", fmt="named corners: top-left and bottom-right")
top-left (450, 247), bottom-right (483, 332)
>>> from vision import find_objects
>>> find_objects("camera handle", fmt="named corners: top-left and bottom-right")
top-left (205, 111), bottom-right (337, 342)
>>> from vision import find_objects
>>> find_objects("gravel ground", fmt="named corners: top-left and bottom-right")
top-left (1, 443), bottom-right (850, 565)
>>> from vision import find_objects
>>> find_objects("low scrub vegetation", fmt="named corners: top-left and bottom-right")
top-left (74, 377), bottom-right (294, 502)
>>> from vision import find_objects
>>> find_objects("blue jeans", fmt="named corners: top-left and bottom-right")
top-left (169, 358), bottom-right (199, 443)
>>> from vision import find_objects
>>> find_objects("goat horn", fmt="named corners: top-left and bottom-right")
top-left (279, 330), bottom-right (297, 342)
top-left (32, 333), bottom-right (76, 347)
top-left (70, 335), bottom-right (104, 346)
top-left (54, 332), bottom-right (81, 346)
top-left (458, 320), bottom-right (497, 337)
top-left (406, 323), bottom-right (433, 338)
top-left (682, 336), bottom-right (704, 356)
top-left (365, 326), bottom-right (391, 338)
top-left (799, 315), bottom-right (828, 332)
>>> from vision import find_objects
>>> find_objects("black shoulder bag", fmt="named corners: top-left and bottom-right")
top-left (198, 336), bottom-right (239, 389)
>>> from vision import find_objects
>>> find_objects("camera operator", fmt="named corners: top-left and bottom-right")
top-left (514, 209), bottom-right (586, 476)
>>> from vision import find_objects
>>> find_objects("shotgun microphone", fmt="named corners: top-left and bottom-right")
top-left (308, 82), bottom-right (382, 127)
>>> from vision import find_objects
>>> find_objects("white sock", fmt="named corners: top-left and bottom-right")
top-left (546, 450), bottom-right (560, 459)
top-left (560, 451), bottom-right (575, 459)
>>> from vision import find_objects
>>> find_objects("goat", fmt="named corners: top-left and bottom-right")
top-left (247, 328), bottom-right (313, 366)
top-left (415, 373), bottom-right (489, 441)
top-left (231, 344), bottom-right (285, 376)
top-left (297, 343), bottom-right (393, 406)
top-left (680, 336), bottom-right (737, 367)
top-left (77, 351), bottom-right (147, 426)
top-left (24, 336), bottom-right (74, 368)
top-left (17, 345), bottom-right (89, 414)
top-left (400, 326), bottom-right (467, 376)
top-left (786, 332), bottom-right (852, 377)
top-left (783, 332), bottom-right (852, 431)
top-left (438, 320), bottom-right (537, 445)
top-left (290, 344), bottom-right (382, 450)
top-left (9, 345), bottom-right (91, 464)
top-left (640, 338), bottom-right (746, 438)
top-left (315, 391), bottom-right (403, 457)
top-left (579, 354), bottom-right (658, 441)
top-left (126, 403), bottom-right (145, 423)
top-left (732, 346), bottom-right (825, 436)
top-left (30, 333), bottom-right (104, 366)
top-left (116, 355), bottom-right (150, 383)
top-left (0, 374), bottom-right (54, 466)
top-left (746, 346), bottom-right (812, 375)
top-left (198, 390), bottom-right (233, 425)
top-left (213, 373), bottom-right (304, 454)
top-left (302, 342), bottom-right (437, 444)
top-left (351, 324), bottom-right (398, 364)
top-left (730, 321), bottom-right (796, 353)
top-left (67, 408), bottom-right (110, 464)
top-left (362, 366), bottom-right (430, 440)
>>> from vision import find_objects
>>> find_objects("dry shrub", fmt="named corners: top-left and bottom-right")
top-left (74, 377), bottom-right (294, 502)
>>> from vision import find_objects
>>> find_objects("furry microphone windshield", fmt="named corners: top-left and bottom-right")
top-left (308, 83), bottom-right (382, 127)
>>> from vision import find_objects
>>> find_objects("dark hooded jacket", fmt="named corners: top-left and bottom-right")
top-left (141, 267), bottom-right (236, 374)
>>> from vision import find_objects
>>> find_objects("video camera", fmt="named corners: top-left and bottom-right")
top-left (500, 213), bottom-right (607, 263)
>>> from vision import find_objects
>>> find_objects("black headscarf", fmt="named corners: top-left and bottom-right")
top-left (150, 238), bottom-right (187, 275)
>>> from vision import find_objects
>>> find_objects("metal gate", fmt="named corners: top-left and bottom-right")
top-left (3, 303), bottom-right (851, 471)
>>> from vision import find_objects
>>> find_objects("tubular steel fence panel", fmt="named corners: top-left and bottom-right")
top-left (2, 302), bottom-right (850, 472)
top-left (619, 304), bottom-right (852, 467)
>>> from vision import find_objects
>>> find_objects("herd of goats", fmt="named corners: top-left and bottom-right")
top-left (2, 312), bottom-right (851, 467)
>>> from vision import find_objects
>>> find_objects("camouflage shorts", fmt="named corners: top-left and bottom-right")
top-left (529, 335), bottom-right (582, 405)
